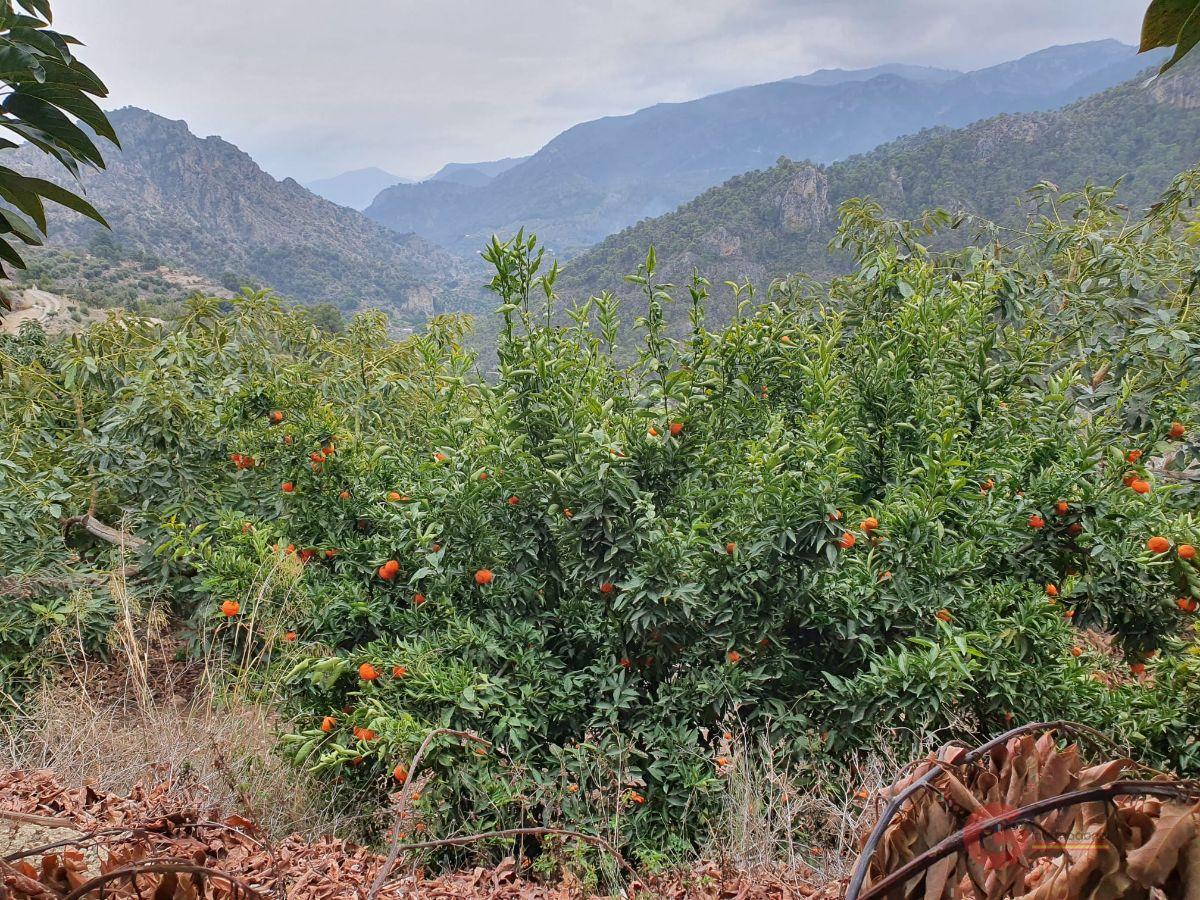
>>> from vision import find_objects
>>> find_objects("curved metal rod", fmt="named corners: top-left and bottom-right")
top-left (59, 860), bottom-right (266, 900)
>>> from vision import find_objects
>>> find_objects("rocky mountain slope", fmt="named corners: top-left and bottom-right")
top-left (364, 41), bottom-right (1164, 257)
top-left (7, 109), bottom-right (485, 322)
top-left (562, 59), bottom-right (1200, 318)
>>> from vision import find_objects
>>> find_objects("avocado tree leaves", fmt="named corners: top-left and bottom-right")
top-left (0, 0), bottom-right (116, 306)
top-left (1141, 0), bottom-right (1200, 74)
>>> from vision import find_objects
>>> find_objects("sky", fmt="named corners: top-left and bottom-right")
top-left (49, 0), bottom-right (1146, 184)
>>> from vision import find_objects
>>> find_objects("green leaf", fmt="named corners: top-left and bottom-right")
top-left (2, 91), bottom-right (105, 166)
top-left (13, 82), bottom-right (116, 143)
top-left (1141, 0), bottom-right (1199, 50)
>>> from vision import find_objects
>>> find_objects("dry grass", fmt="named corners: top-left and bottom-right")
top-left (705, 725), bottom-right (948, 888)
top-left (0, 567), bottom-right (375, 843)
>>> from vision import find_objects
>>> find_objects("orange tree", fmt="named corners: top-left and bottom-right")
top-left (3, 174), bottom-right (1199, 860)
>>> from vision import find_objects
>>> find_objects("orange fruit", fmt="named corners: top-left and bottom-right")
top-left (393, 764), bottom-right (409, 784)
top-left (1147, 536), bottom-right (1171, 554)
top-left (1179, 544), bottom-right (1196, 560)
top-left (935, 609), bottom-right (952, 623)
top-left (220, 599), bottom-right (240, 617)
top-left (1176, 598), bottom-right (1197, 613)
top-left (1064, 609), bottom-right (1075, 619)
top-left (1055, 501), bottom-right (1069, 516)
top-left (283, 631), bottom-right (297, 642)
top-left (669, 422), bottom-right (684, 437)
top-left (320, 716), bottom-right (336, 732)
top-left (269, 410), bottom-right (283, 423)
top-left (281, 481), bottom-right (295, 494)
top-left (1068, 523), bottom-right (1083, 536)
top-left (599, 582), bottom-right (615, 594)
top-left (1127, 449), bottom-right (1143, 463)
top-left (358, 663), bottom-right (379, 681)
top-left (1071, 647), bottom-right (1082, 658)
top-left (1130, 662), bottom-right (1146, 676)
top-left (1169, 421), bottom-right (1186, 439)
top-left (838, 532), bottom-right (856, 549)
top-left (392, 665), bottom-right (407, 678)
top-left (412, 593), bottom-right (426, 606)
top-left (862, 517), bottom-right (879, 532)
top-left (1045, 584), bottom-right (1058, 598)
top-left (566, 784), bottom-right (579, 793)
top-left (434, 452), bottom-right (446, 462)
top-left (725, 541), bottom-right (736, 555)
top-left (1130, 479), bottom-right (1151, 495)
top-left (338, 490), bottom-right (350, 501)
top-left (1027, 514), bottom-right (1045, 530)
top-left (474, 568), bottom-right (494, 586)
top-left (388, 491), bottom-right (402, 502)
top-left (980, 479), bottom-right (995, 493)
top-left (716, 756), bottom-right (730, 766)
top-left (726, 651), bottom-right (742, 664)
top-left (648, 426), bottom-right (658, 437)
top-left (630, 792), bottom-right (645, 805)
top-left (828, 510), bottom-right (842, 521)
top-left (507, 495), bottom-right (519, 506)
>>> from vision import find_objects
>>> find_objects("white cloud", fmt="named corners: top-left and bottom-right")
top-left (49, 0), bottom-right (1145, 182)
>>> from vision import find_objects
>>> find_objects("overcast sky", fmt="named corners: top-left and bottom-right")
top-left (49, 0), bottom-right (1145, 183)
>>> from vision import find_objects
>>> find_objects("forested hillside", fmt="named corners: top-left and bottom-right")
top-left (6, 108), bottom-right (488, 325)
top-left (564, 59), bottom-right (1200, 316)
top-left (364, 41), bottom-right (1160, 256)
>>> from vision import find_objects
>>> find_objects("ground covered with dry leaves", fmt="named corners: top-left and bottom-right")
top-left (0, 770), bottom-right (822, 899)
top-left (3, 723), bottom-right (1200, 898)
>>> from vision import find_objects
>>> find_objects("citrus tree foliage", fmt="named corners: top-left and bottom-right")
top-left (3, 172), bottom-right (1200, 858)
top-left (1143, 0), bottom-right (1200, 73)
top-left (0, 0), bottom-right (113, 306)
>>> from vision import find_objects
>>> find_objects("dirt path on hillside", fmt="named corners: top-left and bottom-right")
top-left (0, 288), bottom-right (69, 335)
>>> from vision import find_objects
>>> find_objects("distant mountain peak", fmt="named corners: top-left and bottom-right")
top-left (305, 166), bottom-right (413, 210)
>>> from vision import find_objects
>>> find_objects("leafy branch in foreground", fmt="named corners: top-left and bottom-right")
top-left (0, 0), bottom-right (115, 307)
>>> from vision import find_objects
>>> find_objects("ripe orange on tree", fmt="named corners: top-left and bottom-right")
top-left (269, 410), bottom-right (284, 423)
top-left (838, 532), bottom-right (856, 549)
top-left (358, 663), bottom-right (379, 681)
top-left (220, 599), bottom-right (240, 617)
top-left (1045, 584), bottom-right (1058, 598)
top-left (507, 495), bottom-right (519, 505)
top-left (1170, 421), bottom-right (1186, 439)
top-left (1130, 479), bottom-right (1151, 495)
top-left (281, 481), bottom-right (295, 494)
top-left (392, 665), bottom-right (407, 678)
top-left (1177, 598), bottom-right (1198, 613)
top-left (393, 764), bottom-right (409, 784)
top-left (936, 609), bottom-right (952, 623)
top-left (412, 593), bottom-right (426, 606)
top-left (1028, 514), bottom-right (1045, 530)
top-left (726, 651), bottom-right (742, 664)
top-left (1071, 647), bottom-right (1083, 658)
top-left (725, 541), bottom-right (736, 555)
top-left (1055, 501), bottom-right (1069, 516)
top-left (1179, 544), bottom-right (1196, 560)
top-left (669, 421), bottom-right (684, 436)
top-left (320, 716), bottom-right (336, 732)
top-left (599, 582), bottom-right (615, 594)
top-left (1127, 449), bottom-right (1143, 463)
top-left (474, 568), bottom-right (494, 586)
top-left (1147, 536), bottom-right (1171, 554)
top-left (862, 516), bottom-right (879, 532)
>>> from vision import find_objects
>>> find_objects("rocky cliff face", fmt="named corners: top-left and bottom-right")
top-left (776, 165), bottom-right (831, 233)
top-left (7, 108), bottom-right (485, 320)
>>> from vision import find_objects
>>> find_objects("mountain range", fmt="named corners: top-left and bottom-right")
top-left (362, 40), bottom-right (1166, 257)
top-left (563, 55), bottom-right (1200, 322)
top-left (7, 109), bottom-right (486, 324)
top-left (3, 39), bottom-right (1192, 346)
